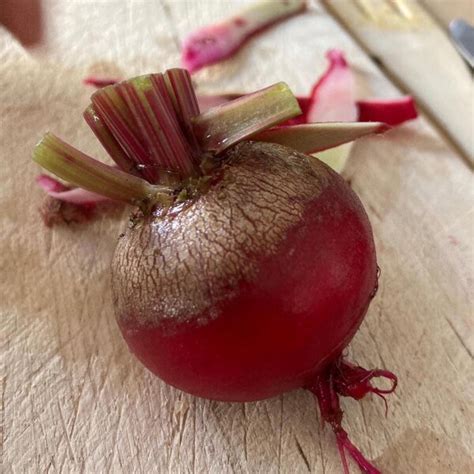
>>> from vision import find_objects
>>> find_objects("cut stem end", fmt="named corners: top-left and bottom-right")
top-left (193, 82), bottom-right (301, 153)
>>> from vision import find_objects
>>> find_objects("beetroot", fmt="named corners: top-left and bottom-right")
top-left (113, 141), bottom-right (377, 401)
top-left (33, 69), bottom-right (396, 473)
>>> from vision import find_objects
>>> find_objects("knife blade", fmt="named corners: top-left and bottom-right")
top-left (450, 19), bottom-right (474, 68)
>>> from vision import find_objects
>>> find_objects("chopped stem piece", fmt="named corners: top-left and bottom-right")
top-left (182, 0), bottom-right (306, 73)
top-left (253, 122), bottom-right (388, 154)
top-left (83, 104), bottom-right (141, 176)
top-left (33, 133), bottom-right (166, 205)
top-left (193, 82), bottom-right (301, 153)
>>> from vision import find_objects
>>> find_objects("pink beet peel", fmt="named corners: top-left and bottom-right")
top-left (37, 174), bottom-right (109, 204)
top-left (37, 175), bottom-right (98, 226)
top-left (83, 76), bottom-right (121, 88)
top-left (357, 97), bottom-right (418, 126)
top-left (181, 0), bottom-right (306, 73)
top-left (307, 50), bottom-right (358, 122)
top-left (33, 67), bottom-right (398, 474)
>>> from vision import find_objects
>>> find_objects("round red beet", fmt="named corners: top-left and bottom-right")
top-left (112, 141), bottom-right (377, 402)
top-left (34, 67), bottom-right (398, 473)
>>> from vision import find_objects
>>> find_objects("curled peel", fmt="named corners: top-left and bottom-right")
top-left (306, 49), bottom-right (357, 123)
top-left (37, 175), bottom-right (105, 227)
top-left (304, 49), bottom-right (357, 172)
top-left (36, 175), bottom-right (110, 204)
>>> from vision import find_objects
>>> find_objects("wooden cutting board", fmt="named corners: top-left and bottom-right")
top-left (2, 1), bottom-right (473, 472)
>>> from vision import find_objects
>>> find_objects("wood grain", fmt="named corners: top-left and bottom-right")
top-left (2, 1), bottom-right (473, 472)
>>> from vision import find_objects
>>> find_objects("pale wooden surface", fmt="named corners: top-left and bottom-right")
top-left (322, 0), bottom-right (474, 164)
top-left (2, 1), bottom-right (473, 473)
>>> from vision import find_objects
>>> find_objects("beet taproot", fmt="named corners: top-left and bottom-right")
top-left (33, 69), bottom-right (397, 473)
top-left (112, 141), bottom-right (377, 402)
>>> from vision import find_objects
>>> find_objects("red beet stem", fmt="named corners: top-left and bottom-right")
top-left (90, 73), bottom-right (201, 182)
top-left (307, 357), bottom-right (397, 473)
top-left (36, 69), bottom-right (313, 216)
top-left (83, 104), bottom-right (142, 177)
top-left (91, 84), bottom-right (158, 182)
top-left (162, 69), bottom-right (202, 157)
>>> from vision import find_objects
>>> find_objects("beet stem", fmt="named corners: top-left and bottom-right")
top-left (90, 74), bottom-right (198, 182)
top-left (193, 82), bottom-right (301, 153)
top-left (163, 69), bottom-right (202, 157)
top-left (181, 0), bottom-right (306, 73)
top-left (32, 133), bottom-right (169, 206)
top-left (83, 104), bottom-right (142, 177)
top-left (91, 83), bottom-right (157, 181)
top-left (39, 64), bottom-right (397, 214)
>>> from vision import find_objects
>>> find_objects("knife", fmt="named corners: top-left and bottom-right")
top-left (450, 19), bottom-right (474, 69)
